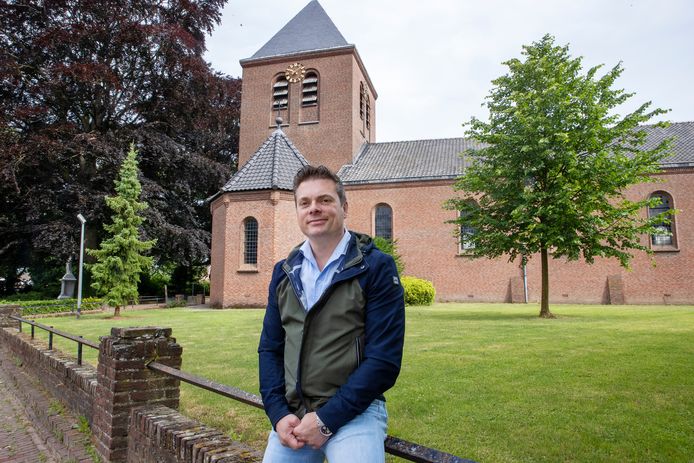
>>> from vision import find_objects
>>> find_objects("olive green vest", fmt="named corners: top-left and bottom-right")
top-left (278, 259), bottom-right (367, 416)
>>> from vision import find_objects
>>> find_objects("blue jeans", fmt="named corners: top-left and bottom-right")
top-left (262, 400), bottom-right (388, 463)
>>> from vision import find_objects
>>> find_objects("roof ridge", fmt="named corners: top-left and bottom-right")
top-left (372, 136), bottom-right (469, 145)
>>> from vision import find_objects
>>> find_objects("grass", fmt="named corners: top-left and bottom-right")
top-left (30, 303), bottom-right (694, 463)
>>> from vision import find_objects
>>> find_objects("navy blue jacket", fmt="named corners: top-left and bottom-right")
top-left (258, 231), bottom-right (405, 433)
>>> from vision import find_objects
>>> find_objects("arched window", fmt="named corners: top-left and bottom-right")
top-left (648, 192), bottom-right (675, 247)
top-left (243, 217), bottom-right (258, 265)
top-left (374, 203), bottom-right (393, 240)
top-left (302, 72), bottom-right (318, 107)
top-left (272, 76), bottom-right (289, 110)
top-left (365, 94), bottom-right (371, 130)
top-left (459, 202), bottom-right (478, 252)
top-left (359, 82), bottom-right (365, 121)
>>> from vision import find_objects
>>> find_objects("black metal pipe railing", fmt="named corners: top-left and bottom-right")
top-left (9, 315), bottom-right (99, 365)
top-left (7, 315), bottom-right (475, 462)
top-left (148, 361), bottom-right (475, 463)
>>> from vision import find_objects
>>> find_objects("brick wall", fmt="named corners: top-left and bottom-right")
top-left (127, 405), bottom-right (260, 463)
top-left (0, 325), bottom-right (97, 423)
top-left (209, 167), bottom-right (693, 307)
top-left (344, 168), bottom-right (694, 304)
top-left (210, 190), bottom-right (304, 308)
top-left (0, 318), bottom-right (262, 462)
top-left (239, 48), bottom-right (375, 173)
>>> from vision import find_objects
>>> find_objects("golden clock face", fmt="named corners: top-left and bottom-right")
top-left (285, 63), bottom-right (306, 83)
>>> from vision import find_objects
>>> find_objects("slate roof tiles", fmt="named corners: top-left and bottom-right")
top-left (220, 128), bottom-right (308, 193)
top-left (245, 1), bottom-right (350, 62)
top-left (339, 121), bottom-right (694, 185)
top-left (215, 122), bottom-right (693, 197)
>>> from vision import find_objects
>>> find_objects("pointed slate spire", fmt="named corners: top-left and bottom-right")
top-left (220, 128), bottom-right (309, 193)
top-left (247, 0), bottom-right (349, 61)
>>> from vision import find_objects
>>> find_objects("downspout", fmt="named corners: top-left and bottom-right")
top-left (522, 256), bottom-right (528, 303)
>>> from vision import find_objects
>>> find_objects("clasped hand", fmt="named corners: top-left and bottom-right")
top-left (276, 412), bottom-right (329, 450)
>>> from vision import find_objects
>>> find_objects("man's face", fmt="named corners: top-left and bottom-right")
top-left (295, 178), bottom-right (347, 242)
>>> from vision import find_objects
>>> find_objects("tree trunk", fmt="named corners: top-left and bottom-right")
top-left (114, 304), bottom-right (121, 317)
top-left (539, 246), bottom-right (554, 318)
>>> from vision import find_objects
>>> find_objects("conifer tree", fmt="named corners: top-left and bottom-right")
top-left (89, 145), bottom-right (155, 317)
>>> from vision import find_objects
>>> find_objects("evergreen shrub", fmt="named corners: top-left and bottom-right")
top-left (372, 236), bottom-right (405, 275)
top-left (401, 276), bottom-right (435, 306)
top-left (0, 298), bottom-right (104, 315)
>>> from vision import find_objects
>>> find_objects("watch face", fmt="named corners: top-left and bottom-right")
top-left (285, 63), bottom-right (306, 83)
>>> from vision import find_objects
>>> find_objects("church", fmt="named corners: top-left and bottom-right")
top-left (208, 1), bottom-right (694, 308)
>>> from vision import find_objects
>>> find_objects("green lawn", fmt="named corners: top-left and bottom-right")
top-left (29, 303), bottom-right (694, 463)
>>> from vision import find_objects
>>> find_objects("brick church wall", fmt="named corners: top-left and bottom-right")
top-left (345, 167), bottom-right (694, 304)
top-left (210, 190), bottom-right (304, 308)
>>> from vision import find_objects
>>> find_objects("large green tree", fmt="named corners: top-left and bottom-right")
top-left (89, 145), bottom-right (154, 317)
top-left (447, 34), bottom-right (672, 318)
top-left (0, 0), bottom-right (240, 296)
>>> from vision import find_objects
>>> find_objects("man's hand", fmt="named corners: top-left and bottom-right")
top-left (292, 412), bottom-right (330, 449)
top-left (276, 414), bottom-right (304, 449)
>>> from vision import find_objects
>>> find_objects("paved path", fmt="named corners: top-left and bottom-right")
top-left (0, 345), bottom-right (94, 463)
top-left (0, 356), bottom-right (56, 463)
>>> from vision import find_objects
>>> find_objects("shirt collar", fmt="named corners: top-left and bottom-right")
top-left (299, 230), bottom-right (352, 269)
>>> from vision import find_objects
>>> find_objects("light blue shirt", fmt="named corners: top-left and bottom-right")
top-left (299, 230), bottom-right (352, 311)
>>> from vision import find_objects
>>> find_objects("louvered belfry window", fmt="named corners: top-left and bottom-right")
top-left (272, 76), bottom-right (289, 110)
top-left (359, 82), bottom-right (365, 120)
top-left (302, 72), bottom-right (318, 107)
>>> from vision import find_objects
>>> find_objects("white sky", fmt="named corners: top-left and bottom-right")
top-left (205, 0), bottom-right (694, 142)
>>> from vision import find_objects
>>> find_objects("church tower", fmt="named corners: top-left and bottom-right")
top-left (238, 0), bottom-right (377, 173)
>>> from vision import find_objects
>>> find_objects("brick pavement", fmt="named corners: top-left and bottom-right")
top-left (0, 344), bottom-right (94, 463)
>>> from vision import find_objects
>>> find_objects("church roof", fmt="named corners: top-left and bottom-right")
top-left (246, 1), bottom-right (350, 62)
top-left (639, 121), bottom-right (694, 167)
top-left (219, 128), bottom-right (309, 194)
top-left (339, 122), bottom-right (694, 185)
top-left (338, 138), bottom-right (484, 185)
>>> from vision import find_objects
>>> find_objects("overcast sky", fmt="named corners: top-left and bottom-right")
top-left (205, 0), bottom-right (694, 142)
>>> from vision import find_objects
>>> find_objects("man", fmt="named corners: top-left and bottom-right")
top-left (258, 165), bottom-right (405, 463)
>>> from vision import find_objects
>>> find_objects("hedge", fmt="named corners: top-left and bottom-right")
top-left (401, 276), bottom-right (436, 306)
top-left (0, 298), bottom-right (103, 316)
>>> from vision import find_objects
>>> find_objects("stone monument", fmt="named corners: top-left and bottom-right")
top-left (58, 259), bottom-right (77, 299)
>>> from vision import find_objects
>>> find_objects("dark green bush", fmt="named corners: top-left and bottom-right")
top-left (401, 276), bottom-right (436, 306)
top-left (372, 236), bottom-right (405, 275)
top-left (0, 298), bottom-right (104, 316)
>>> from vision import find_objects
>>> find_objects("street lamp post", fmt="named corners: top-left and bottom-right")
top-left (76, 214), bottom-right (86, 318)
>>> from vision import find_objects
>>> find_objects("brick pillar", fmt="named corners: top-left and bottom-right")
top-left (0, 304), bottom-right (20, 328)
top-left (509, 277), bottom-right (526, 303)
top-left (607, 275), bottom-right (625, 305)
top-left (92, 327), bottom-right (182, 462)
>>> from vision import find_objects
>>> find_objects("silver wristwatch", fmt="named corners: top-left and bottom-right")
top-left (316, 414), bottom-right (333, 437)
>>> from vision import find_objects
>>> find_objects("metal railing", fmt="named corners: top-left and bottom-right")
top-left (8, 315), bottom-right (476, 463)
top-left (147, 363), bottom-right (476, 462)
top-left (10, 315), bottom-right (99, 365)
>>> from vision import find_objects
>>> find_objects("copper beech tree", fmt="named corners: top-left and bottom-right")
top-left (0, 0), bottom-right (240, 295)
top-left (447, 35), bottom-right (672, 318)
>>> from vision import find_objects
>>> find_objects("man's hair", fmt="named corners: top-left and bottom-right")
top-left (293, 165), bottom-right (347, 205)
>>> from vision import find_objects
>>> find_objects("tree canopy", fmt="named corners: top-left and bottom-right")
top-left (447, 34), bottom-right (672, 317)
top-left (89, 145), bottom-right (154, 316)
top-left (0, 0), bottom-right (240, 296)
